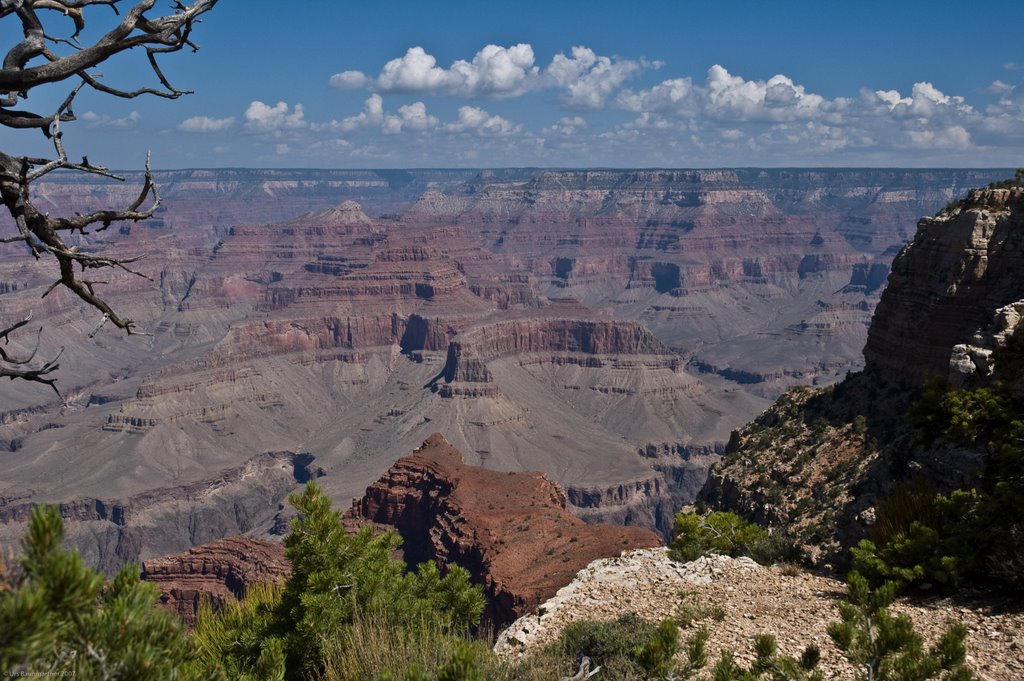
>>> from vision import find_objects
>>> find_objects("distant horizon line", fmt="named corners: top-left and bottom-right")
top-left (68, 165), bottom-right (1019, 174)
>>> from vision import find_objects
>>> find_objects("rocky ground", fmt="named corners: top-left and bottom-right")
top-left (495, 549), bottom-right (1024, 680)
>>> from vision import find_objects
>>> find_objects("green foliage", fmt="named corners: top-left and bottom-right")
top-left (670, 511), bottom-right (798, 565)
top-left (852, 489), bottom-right (983, 589)
top-left (553, 613), bottom-right (707, 679)
top-left (873, 329), bottom-right (1024, 589)
top-left (633, 618), bottom-right (681, 677)
top-left (188, 581), bottom-right (286, 681)
top-left (0, 505), bottom-right (198, 680)
top-left (907, 382), bottom-right (1005, 447)
top-left (826, 572), bottom-right (974, 681)
top-left (192, 481), bottom-right (485, 681)
top-left (709, 633), bottom-right (821, 681)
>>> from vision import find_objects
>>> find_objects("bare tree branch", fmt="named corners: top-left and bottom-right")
top-left (0, 0), bottom-right (217, 389)
top-left (0, 0), bottom-right (217, 132)
top-left (0, 314), bottom-right (62, 395)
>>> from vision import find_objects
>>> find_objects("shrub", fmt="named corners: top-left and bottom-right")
top-left (827, 572), bottom-right (974, 681)
top-left (553, 613), bottom-right (706, 680)
top-left (670, 511), bottom-right (799, 565)
top-left (191, 481), bottom-right (485, 681)
top-left (710, 634), bottom-right (821, 681)
top-left (0, 505), bottom-right (198, 680)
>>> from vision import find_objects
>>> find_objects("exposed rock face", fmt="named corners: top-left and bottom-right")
top-left (864, 187), bottom-right (1024, 385)
top-left (700, 184), bottom-right (1024, 566)
top-left (141, 535), bottom-right (288, 626)
top-left (0, 168), bottom-right (1011, 568)
top-left (346, 434), bottom-right (661, 626)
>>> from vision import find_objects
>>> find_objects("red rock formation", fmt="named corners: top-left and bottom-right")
top-left (141, 535), bottom-right (288, 626)
top-left (346, 433), bottom-right (662, 626)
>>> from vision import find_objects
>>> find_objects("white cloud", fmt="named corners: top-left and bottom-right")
top-left (81, 110), bottom-right (140, 128)
top-left (875, 89), bottom-right (912, 111)
top-left (243, 101), bottom-right (307, 133)
top-left (987, 80), bottom-right (1015, 95)
top-left (445, 106), bottom-right (519, 135)
top-left (275, 143), bottom-right (290, 155)
top-left (334, 44), bottom-right (540, 99)
top-left (329, 44), bottom-right (650, 107)
top-left (177, 115), bottom-right (235, 133)
top-left (329, 70), bottom-right (370, 89)
top-left (545, 46), bottom-right (644, 109)
top-left (329, 94), bottom-right (385, 131)
top-left (907, 125), bottom-right (972, 150)
top-left (383, 102), bottom-right (439, 134)
top-left (618, 78), bottom-right (695, 114)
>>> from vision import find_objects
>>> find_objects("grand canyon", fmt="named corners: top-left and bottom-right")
top-left (0, 167), bottom-right (1009, 573)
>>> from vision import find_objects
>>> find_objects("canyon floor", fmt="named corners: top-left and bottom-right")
top-left (0, 168), bottom-right (1013, 570)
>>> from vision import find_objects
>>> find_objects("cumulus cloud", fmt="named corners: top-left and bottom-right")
top-left (445, 106), bottom-right (520, 135)
top-left (243, 101), bottom-right (307, 133)
top-left (329, 44), bottom-right (652, 107)
top-left (332, 44), bottom-right (539, 99)
top-left (329, 70), bottom-right (371, 89)
top-left (81, 110), bottom-right (140, 128)
top-left (907, 125), bottom-right (972, 150)
top-left (319, 94), bottom-right (438, 135)
top-left (987, 80), bottom-right (1015, 95)
top-left (545, 47), bottom-right (645, 109)
top-left (603, 64), bottom-right (1024, 164)
top-left (383, 102), bottom-right (439, 134)
top-left (618, 78), bottom-right (695, 114)
top-left (177, 115), bottom-right (235, 133)
top-left (329, 94), bottom-right (385, 131)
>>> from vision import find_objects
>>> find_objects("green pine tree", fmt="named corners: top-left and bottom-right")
top-left (0, 505), bottom-right (198, 680)
top-left (826, 572), bottom-right (974, 681)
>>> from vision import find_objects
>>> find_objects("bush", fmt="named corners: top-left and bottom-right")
top-left (827, 572), bottom-right (974, 681)
top-left (0, 505), bottom-right (198, 680)
top-left (670, 511), bottom-right (799, 565)
top-left (192, 481), bottom-right (485, 681)
top-left (710, 634), bottom-right (821, 681)
top-left (552, 613), bottom-right (707, 680)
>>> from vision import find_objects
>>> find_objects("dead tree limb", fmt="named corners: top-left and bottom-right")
top-left (0, 0), bottom-right (217, 391)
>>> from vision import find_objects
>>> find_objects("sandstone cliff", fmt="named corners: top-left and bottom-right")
top-left (864, 186), bottom-right (1024, 384)
top-left (345, 433), bottom-right (661, 626)
top-left (699, 184), bottom-right (1024, 564)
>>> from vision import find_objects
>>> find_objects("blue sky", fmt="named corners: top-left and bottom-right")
top-left (3, 0), bottom-right (1023, 169)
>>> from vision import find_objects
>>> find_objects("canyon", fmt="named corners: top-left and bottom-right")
top-left (700, 184), bottom-right (1024, 564)
top-left (0, 167), bottom-right (1011, 571)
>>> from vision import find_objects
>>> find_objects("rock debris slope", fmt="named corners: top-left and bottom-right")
top-left (496, 549), bottom-right (1024, 681)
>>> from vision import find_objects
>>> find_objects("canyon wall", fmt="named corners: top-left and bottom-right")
top-left (0, 168), bottom-right (1012, 567)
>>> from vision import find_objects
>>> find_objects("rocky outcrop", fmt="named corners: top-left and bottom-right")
top-left (494, 549), bottom-right (1024, 680)
top-left (864, 187), bottom-right (1024, 385)
top-left (345, 434), bottom-right (661, 626)
top-left (699, 184), bottom-right (1024, 566)
top-left (435, 300), bottom-right (675, 396)
top-left (141, 536), bottom-right (288, 626)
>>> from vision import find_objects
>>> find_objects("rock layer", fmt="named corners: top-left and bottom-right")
top-left (346, 433), bottom-right (662, 625)
top-left (864, 187), bottom-right (1024, 384)
top-left (141, 535), bottom-right (288, 626)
